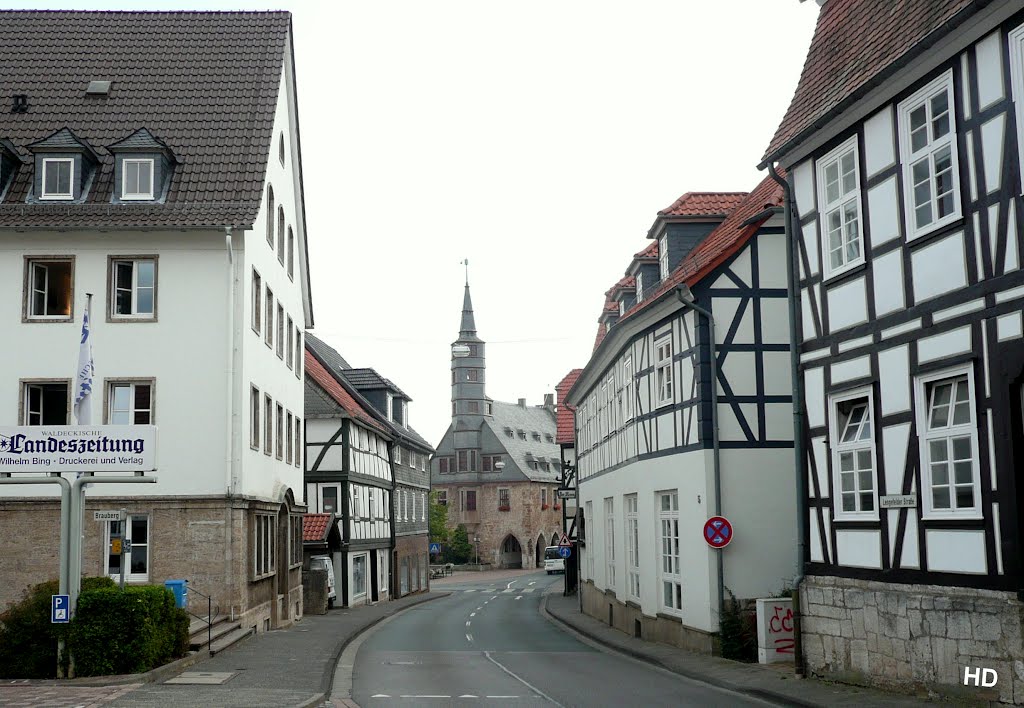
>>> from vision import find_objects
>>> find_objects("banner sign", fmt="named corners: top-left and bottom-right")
top-left (0, 426), bottom-right (158, 473)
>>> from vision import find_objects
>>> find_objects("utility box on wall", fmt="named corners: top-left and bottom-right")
top-left (756, 598), bottom-right (794, 664)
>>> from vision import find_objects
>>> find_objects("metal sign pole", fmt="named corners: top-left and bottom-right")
top-left (118, 507), bottom-right (127, 591)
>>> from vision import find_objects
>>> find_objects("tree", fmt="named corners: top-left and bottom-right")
top-left (428, 491), bottom-right (450, 546)
top-left (447, 524), bottom-right (473, 564)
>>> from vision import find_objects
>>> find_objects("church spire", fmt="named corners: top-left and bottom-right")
top-left (460, 259), bottom-right (476, 336)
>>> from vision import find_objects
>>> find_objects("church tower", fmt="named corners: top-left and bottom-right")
top-left (451, 279), bottom-right (490, 427)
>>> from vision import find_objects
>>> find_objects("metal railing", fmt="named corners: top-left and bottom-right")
top-left (183, 581), bottom-right (219, 655)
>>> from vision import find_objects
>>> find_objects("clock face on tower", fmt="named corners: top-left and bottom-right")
top-left (452, 344), bottom-right (471, 357)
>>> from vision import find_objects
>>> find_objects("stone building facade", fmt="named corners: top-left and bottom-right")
top-left (431, 282), bottom-right (563, 568)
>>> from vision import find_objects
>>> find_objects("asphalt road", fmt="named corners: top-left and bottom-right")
top-left (351, 571), bottom-right (778, 707)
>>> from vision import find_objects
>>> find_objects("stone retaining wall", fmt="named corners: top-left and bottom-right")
top-left (800, 574), bottom-right (1024, 705)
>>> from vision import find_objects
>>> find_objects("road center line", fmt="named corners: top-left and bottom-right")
top-left (470, 612), bottom-right (476, 617)
top-left (484, 651), bottom-right (563, 706)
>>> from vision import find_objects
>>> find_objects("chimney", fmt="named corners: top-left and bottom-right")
top-left (518, 398), bottom-right (526, 408)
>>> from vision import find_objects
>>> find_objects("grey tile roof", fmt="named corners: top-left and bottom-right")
top-left (304, 332), bottom-right (353, 372)
top-left (341, 368), bottom-right (411, 401)
top-left (304, 377), bottom-right (343, 418)
top-left (486, 402), bottom-right (561, 483)
top-left (0, 10), bottom-right (290, 228)
top-left (108, 127), bottom-right (175, 156)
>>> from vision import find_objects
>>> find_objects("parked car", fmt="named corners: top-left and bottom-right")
top-left (544, 546), bottom-right (565, 574)
top-left (310, 555), bottom-right (337, 608)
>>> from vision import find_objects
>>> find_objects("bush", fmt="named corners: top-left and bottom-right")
top-left (719, 587), bottom-right (757, 662)
top-left (68, 585), bottom-right (189, 677)
top-left (444, 524), bottom-right (473, 564)
top-left (0, 577), bottom-right (115, 679)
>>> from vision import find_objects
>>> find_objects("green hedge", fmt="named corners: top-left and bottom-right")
top-left (68, 585), bottom-right (189, 677)
top-left (0, 577), bottom-right (115, 679)
top-left (0, 579), bottom-right (188, 679)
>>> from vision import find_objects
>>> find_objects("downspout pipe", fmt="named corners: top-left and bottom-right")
top-left (224, 227), bottom-right (235, 495)
top-left (675, 288), bottom-right (723, 635)
top-left (767, 162), bottom-right (807, 678)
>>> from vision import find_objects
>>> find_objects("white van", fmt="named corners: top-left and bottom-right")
top-left (544, 546), bottom-right (565, 574)
top-left (310, 555), bottom-right (337, 608)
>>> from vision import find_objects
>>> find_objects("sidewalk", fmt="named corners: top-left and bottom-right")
top-left (0, 591), bottom-right (447, 708)
top-left (542, 590), bottom-right (939, 707)
top-left (430, 567), bottom-right (540, 586)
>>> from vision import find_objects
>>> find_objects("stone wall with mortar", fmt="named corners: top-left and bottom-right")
top-left (800, 574), bottom-right (1024, 705)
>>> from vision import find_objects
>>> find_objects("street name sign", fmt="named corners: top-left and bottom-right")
top-left (703, 516), bottom-right (734, 549)
top-left (94, 510), bottom-right (125, 522)
top-left (0, 425), bottom-right (158, 473)
top-left (556, 488), bottom-right (576, 500)
top-left (51, 594), bottom-right (69, 623)
top-left (879, 494), bottom-right (917, 509)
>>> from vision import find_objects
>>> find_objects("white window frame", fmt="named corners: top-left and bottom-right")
top-left (106, 514), bottom-right (150, 583)
top-left (916, 365), bottom-right (982, 520)
top-left (251, 269), bottom-right (262, 335)
top-left (624, 354), bottom-right (634, 420)
top-left (898, 70), bottom-right (961, 240)
top-left (659, 235), bottom-right (669, 280)
top-left (829, 386), bottom-right (878, 520)
top-left (655, 335), bottom-right (673, 407)
top-left (635, 272), bottom-right (644, 303)
top-left (253, 513), bottom-right (276, 579)
top-left (121, 158), bottom-right (155, 200)
top-left (110, 258), bottom-right (156, 319)
top-left (250, 385), bottom-right (260, 450)
top-left (618, 299), bottom-right (625, 316)
top-left (657, 490), bottom-right (682, 615)
top-left (107, 380), bottom-right (153, 425)
top-left (265, 287), bottom-right (274, 349)
top-left (1009, 24), bottom-right (1024, 192)
top-left (816, 136), bottom-right (865, 277)
top-left (26, 258), bottom-right (74, 320)
top-left (624, 494), bottom-right (640, 602)
top-left (40, 158), bottom-right (73, 200)
top-left (320, 484), bottom-right (341, 515)
top-left (585, 500), bottom-right (595, 580)
top-left (604, 497), bottom-right (615, 590)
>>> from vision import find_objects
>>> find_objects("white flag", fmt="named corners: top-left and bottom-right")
top-left (73, 297), bottom-right (94, 425)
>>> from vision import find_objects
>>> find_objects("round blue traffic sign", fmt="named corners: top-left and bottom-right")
top-left (703, 516), bottom-right (733, 549)
top-left (558, 546), bottom-right (572, 559)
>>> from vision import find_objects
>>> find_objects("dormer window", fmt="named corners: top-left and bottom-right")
top-left (120, 158), bottom-right (154, 200)
top-left (107, 128), bottom-right (176, 204)
top-left (41, 158), bottom-right (73, 200)
top-left (27, 128), bottom-right (100, 203)
top-left (636, 272), bottom-right (644, 303)
top-left (618, 300), bottom-right (625, 316)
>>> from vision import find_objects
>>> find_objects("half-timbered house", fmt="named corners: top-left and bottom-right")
top-left (761, 0), bottom-right (1024, 698)
top-left (304, 339), bottom-right (393, 607)
top-left (566, 182), bottom-right (797, 654)
top-left (338, 366), bottom-right (434, 598)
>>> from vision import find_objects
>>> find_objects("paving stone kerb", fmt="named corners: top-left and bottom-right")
top-left (542, 589), bottom-right (931, 708)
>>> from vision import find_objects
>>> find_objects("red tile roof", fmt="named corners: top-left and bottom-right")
top-left (762, 0), bottom-right (976, 164)
top-left (555, 369), bottom-right (583, 445)
top-left (632, 241), bottom-right (658, 261)
top-left (620, 173), bottom-right (785, 325)
top-left (658, 192), bottom-right (748, 218)
top-left (305, 350), bottom-right (389, 434)
top-left (303, 513), bottom-right (332, 543)
top-left (609, 275), bottom-right (635, 295)
top-left (602, 298), bottom-right (618, 315)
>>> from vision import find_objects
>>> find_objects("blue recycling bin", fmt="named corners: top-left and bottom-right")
top-left (164, 579), bottom-right (187, 608)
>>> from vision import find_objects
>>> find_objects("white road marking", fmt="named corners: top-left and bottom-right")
top-left (470, 612), bottom-right (476, 617)
top-left (371, 694), bottom-right (390, 698)
top-left (476, 606), bottom-right (482, 610)
top-left (465, 633), bottom-right (473, 642)
top-left (459, 695), bottom-right (479, 698)
top-left (400, 695), bottom-right (450, 699)
top-left (487, 697), bottom-right (520, 699)
top-left (515, 595), bottom-right (522, 600)
top-left (529, 581), bottom-right (536, 585)
top-left (465, 589), bottom-right (476, 593)
top-left (506, 580), bottom-right (517, 589)
top-left (465, 620), bottom-right (471, 627)
top-left (491, 596), bottom-right (498, 600)
top-left (484, 651), bottom-right (563, 706)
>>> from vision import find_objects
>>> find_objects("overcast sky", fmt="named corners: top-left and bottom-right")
top-left (23, 0), bottom-right (820, 447)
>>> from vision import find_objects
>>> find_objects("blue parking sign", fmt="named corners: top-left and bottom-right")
top-left (429, 542), bottom-right (441, 555)
top-left (51, 594), bottom-right (69, 623)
